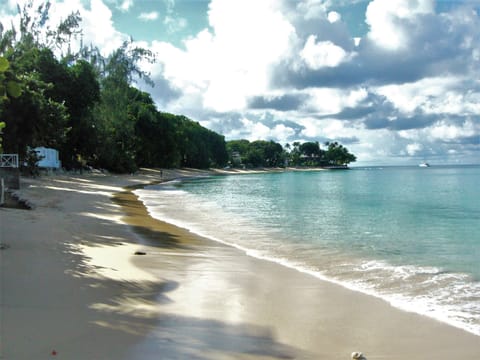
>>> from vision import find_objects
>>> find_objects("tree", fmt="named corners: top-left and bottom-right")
top-left (1, 74), bottom-right (69, 156)
top-left (288, 141), bottom-right (302, 166)
top-left (299, 141), bottom-right (321, 157)
top-left (262, 140), bottom-right (284, 167)
top-left (15, 0), bottom-right (82, 57)
top-left (59, 60), bottom-right (100, 168)
top-left (324, 141), bottom-right (356, 165)
top-left (226, 139), bottom-right (250, 166)
top-left (242, 140), bottom-right (285, 168)
top-left (134, 97), bottom-right (179, 168)
top-left (92, 41), bottom-right (155, 172)
top-left (298, 141), bottom-right (325, 166)
top-left (0, 43), bottom-right (70, 157)
top-left (0, 56), bottom-right (22, 152)
top-left (176, 116), bottom-right (227, 169)
top-left (0, 1), bottom-right (81, 156)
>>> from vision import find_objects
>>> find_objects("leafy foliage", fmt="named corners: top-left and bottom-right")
top-left (227, 140), bottom-right (285, 168)
top-left (323, 141), bottom-right (357, 165)
top-left (227, 139), bottom-right (356, 168)
top-left (22, 148), bottom-right (44, 177)
top-left (0, 56), bottom-right (23, 152)
top-left (287, 141), bottom-right (356, 166)
top-left (0, 1), bottom-right (356, 172)
top-left (0, 2), bottom-right (230, 171)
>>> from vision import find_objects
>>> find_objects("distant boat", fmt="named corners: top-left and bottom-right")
top-left (419, 162), bottom-right (430, 167)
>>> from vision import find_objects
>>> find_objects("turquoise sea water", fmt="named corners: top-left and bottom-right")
top-left (135, 166), bottom-right (480, 336)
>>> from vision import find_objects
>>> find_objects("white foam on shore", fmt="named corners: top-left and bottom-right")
top-left (134, 186), bottom-right (480, 337)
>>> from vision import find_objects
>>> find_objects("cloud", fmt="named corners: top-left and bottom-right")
top-left (294, 0), bottom-right (329, 20)
top-left (5, 0), bottom-right (18, 11)
top-left (365, 0), bottom-right (435, 50)
top-left (119, 0), bottom-right (133, 12)
top-left (364, 113), bottom-right (438, 131)
top-left (334, 136), bottom-right (360, 145)
top-left (300, 36), bottom-right (352, 69)
top-left (147, 0), bottom-right (296, 113)
top-left (1, 0), bottom-right (128, 57)
top-left (376, 77), bottom-right (480, 117)
top-left (101, 0), bottom-right (132, 12)
top-left (3, 0), bottom-right (479, 164)
top-left (80, 0), bottom-right (128, 55)
top-left (248, 94), bottom-right (308, 111)
top-left (197, 111), bottom-right (305, 144)
top-left (164, 15), bottom-right (188, 33)
top-left (322, 106), bottom-right (375, 121)
top-left (139, 11), bottom-right (159, 21)
top-left (162, 0), bottom-right (188, 34)
top-left (235, 116), bottom-right (298, 143)
top-left (406, 143), bottom-right (424, 156)
top-left (302, 87), bottom-right (369, 116)
top-left (327, 11), bottom-right (341, 23)
top-left (429, 119), bottom-right (478, 142)
top-left (274, 1), bottom-right (480, 91)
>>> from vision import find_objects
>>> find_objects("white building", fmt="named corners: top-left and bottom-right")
top-left (34, 147), bottom-right (61, 169)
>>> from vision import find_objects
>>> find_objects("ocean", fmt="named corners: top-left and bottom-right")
top-left (134, 165), bottom-right (480, 336)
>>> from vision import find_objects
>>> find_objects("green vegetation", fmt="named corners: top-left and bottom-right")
top-left (0, 2), bottom-right (227, 172)
top-left (226, 140), bottom-right (356, 168)
top-left (0, 56), bottom-right (22, 152)
top-left (0, 1), bottom-right (355, 172)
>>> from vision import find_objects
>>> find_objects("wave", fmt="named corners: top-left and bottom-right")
top-left (134, 185), bottom-right (480, 337)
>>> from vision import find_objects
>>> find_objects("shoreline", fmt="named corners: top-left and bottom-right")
top-left (136, 169), bottom-right (480, 338)
top-left (1, 169), bottom-right (479, 359)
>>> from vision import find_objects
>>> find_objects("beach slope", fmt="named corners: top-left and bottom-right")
top-left (1, 170), bottom-right (479, 360)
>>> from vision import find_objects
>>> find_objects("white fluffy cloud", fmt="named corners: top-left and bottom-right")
top-left (119, 0), bottom-right (133, 12)
top-left (237, 118), bottom-right (294, 142)
top-left (295, 0), bottom-right (329, 20)
top-left (366, 0), bottom-right (435, 50)
top-left (429, 120), bottom-right (478, 141)
top-left (375, 76), bottom-right (480, 117)
top-left (80, 0), bottom-right (127, 55)
top-left (406, 143), bottom-right (423, 156)
top-left (164, 15), bottom-right (188, 33)
top-left (305, 88), bottom-right (368, 115)
top-left (139, 12), bottom-right (159, 21)
top-left (327, 11), bottom-right (341, 23)
top-left (301, 36), bottom-right (351, 69)
top-left (150, 0), bottom-right (296, 113)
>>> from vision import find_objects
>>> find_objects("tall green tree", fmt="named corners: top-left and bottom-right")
top-left (299, 141), bottom-right (321, 158)
top-left (0, 56), bottom-right (22, 152)
top-left (0, 0), bottom-right (81, 157)
top-left (176, 116), bottom-right (227, 168)
top-left (0, 47), bottom-right (69, 156)
top-left (132, 93), bottom-right (179, 168)
top-left (324, 141), bottom-right (356, 165)
top-left (58, 60), bottom-right (100, 168)
top-left (93, 41), bottom-right (155, 172)
top-left (242, 140), bottom-right (284, 167)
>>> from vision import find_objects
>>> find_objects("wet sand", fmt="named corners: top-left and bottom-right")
top-left (1, 169), bottom-right (479, 359)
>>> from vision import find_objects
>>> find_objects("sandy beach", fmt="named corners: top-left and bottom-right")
top-left (1, 169), bottom-right (479, 360)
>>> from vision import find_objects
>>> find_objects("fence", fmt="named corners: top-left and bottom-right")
top-left (0, 154), bottom-right (20, 197)
top-left (0, 154), bottom-right (19, 168)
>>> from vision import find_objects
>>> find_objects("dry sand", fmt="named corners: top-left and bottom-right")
top-left (1, 169), bottom-right (479, 360)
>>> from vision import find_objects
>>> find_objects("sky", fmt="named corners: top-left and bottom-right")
top-left (1, 0), bottom-right (480, 165)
